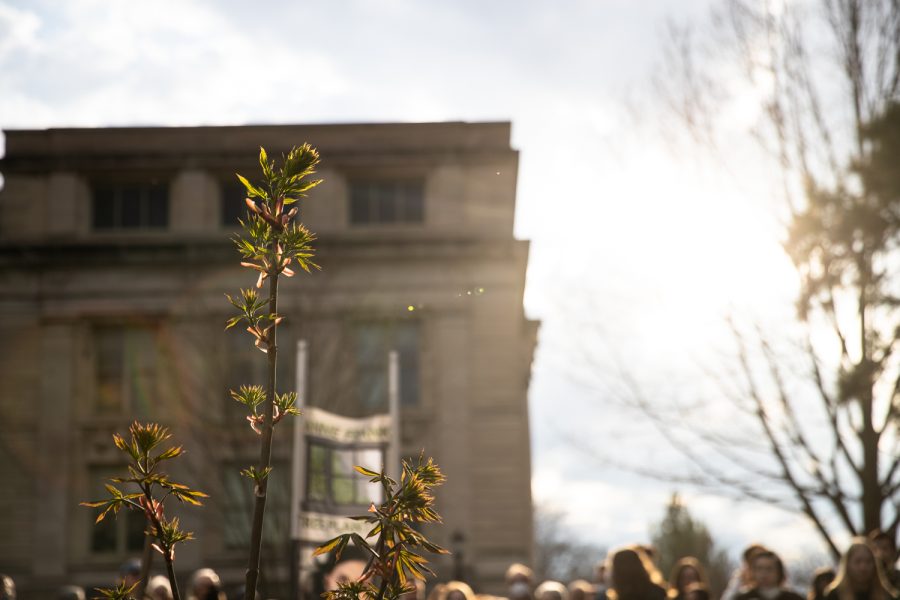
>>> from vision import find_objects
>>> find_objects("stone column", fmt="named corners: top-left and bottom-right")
top-left (32, 324), bottom-right (75, 578)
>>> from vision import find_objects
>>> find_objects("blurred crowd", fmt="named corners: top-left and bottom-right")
top-left (0, 565), bottom-right (226, 600)
top-left (485, 530), bottom-right (900, 600)
top-left (2, 529), bottom-right (899, 600)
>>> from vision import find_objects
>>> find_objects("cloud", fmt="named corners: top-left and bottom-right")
top-left (0, 2), bottom-right (40, 60)
top-left (0, 0), bottom-right (351, 128)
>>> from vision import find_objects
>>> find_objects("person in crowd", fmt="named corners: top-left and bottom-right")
top-left (57, 586), bottom-right (85, 600)
top-left (188, 568), bottom-right (226, 600)
top-left (640, 546), bottom-right (659, 565)
top-left (684, 582), bottom-right (710, 600)
top-left (443, 581), bottom-right (477, 600)
top-left (824, 538), bottom-right (898, 600)
top-left (605, 546), bottom-right (667, 600)
top-left (640, 547), bottom-right (668, 591)
top-left (637, 547), bottom-right (668, 590)
top-left (667, 557), bottom-right (709, 600)
top-left (313, 545), bottom-right (370, 599)
top-left (723, 544), bottom-right (769, 599)
top-left (119, 559), bottom-right (142, 589)
top-left (506, 563), bottom-right (534, 600)
top-left (735, 549), bottom-right (803, 600)
top-left (147, 575), bottom-right (174, 600)
top-left (630, 545), bottom-right (667, 589)
top-left (808, 567), bottom-right (836, 600)
top-left (594, 562), bottom-right (609, 600)
top-left (0, 575), bottom-right (14, 600)
top-left (534, 581), bottom-right (568, 600)
top-left (567, 579), bottom-right (594, 600)
top-left (869, 530), bottom-right (900, 589)
top-left (427, 583), bottom-right (448, 600)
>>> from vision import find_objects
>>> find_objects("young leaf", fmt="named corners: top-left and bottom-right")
top-left (354, 465), bottom-right (382, 478)
top-left (92, 581), bottom-right (138, 600)
top-left (314, 534), bottom-right (349, 557)
top-left (237, 174), bottom-right (267, 200)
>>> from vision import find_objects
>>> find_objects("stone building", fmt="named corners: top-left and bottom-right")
top-left (0, 122), bottom-right (537, 597)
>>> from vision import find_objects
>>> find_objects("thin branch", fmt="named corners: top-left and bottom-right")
top-left (611, 361), bottom-right (805, 498)
top-left (731, 320), bottom-right (842, 557)
top-left (756, 328), bottom-right (858, 534)
top-left (565, 433), bottom-right (797, 511)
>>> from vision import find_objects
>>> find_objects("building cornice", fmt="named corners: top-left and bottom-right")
top-left (0, 235), bottom-right (531, 268)
top-left (0, 122), bottom-right (517, 174)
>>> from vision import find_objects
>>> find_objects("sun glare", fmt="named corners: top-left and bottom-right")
top-left (583, 149), bottom-right (800, 362)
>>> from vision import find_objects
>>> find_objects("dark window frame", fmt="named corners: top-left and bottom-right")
top-left (91, 180), bottom-right (170, 230)
top-left (220, 179), bottom-right (249, 228)
top-left (87, 465), bottom-right (146, 556)
top-left (349, 180), bottom-right (425, 225)
top-left (354, 320), bottom-right (421, 411)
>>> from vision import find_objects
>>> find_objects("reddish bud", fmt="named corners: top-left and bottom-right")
top-left (247, 415), bottom-right (263, 434)
top-left (245, 197), bottom-right (262, 213)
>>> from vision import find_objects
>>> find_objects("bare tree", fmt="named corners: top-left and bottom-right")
top-left (632, 0), bottom-right (900, 559)
top-left (533, 505), bottom-right (606, 584)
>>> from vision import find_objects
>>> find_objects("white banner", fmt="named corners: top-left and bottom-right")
top-left (290, 342), bottom-right (400, 550)
top-left (298, 510), bottom-right (374, 543)
top-left (302, 406), bottom-right (392, 444)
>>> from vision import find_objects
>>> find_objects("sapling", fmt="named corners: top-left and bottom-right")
top-left (231, 147), bottom-right (449, 600)
top-left (82, 421), bottom-right (208, 600)
top-left (316, 454), bottom-right (449, 600)
top-left (228, 145), bottom-right (322, 599)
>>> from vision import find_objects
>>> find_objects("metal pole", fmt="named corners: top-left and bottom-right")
top-left (387, 350), bottom-right (401, 481)
top-left (290, 340), bottom-right (308, 600)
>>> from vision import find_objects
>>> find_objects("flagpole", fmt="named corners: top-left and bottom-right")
top-left (290, 340), bottom-right (308, 600)
top-left (387, 350), bottom-right (401, 481)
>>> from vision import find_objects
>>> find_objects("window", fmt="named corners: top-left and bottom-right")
top-left (221, 460), bottom-right (290, 549)
top-left (88, 466), bottom-right (146, 555)
top-left (306, 442), bottom-right (383, 510)
top-left (349, 180), bottom-right (424, 224)
top-left (356, 321), bottom-right (420, 411)
top-left (220, 180), bottom-right (247, 227)
top-left (92, 182), bottom-right (169, 230)
top-left (93, 325), bottom-right (158, 416)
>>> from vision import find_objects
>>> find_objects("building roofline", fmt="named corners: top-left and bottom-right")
top-left (2, 120), bottom-right (512, 134)
top-left (1, 121), bottom-right (515, 163)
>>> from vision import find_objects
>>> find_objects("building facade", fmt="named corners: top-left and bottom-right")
top-left (0, 123), bottom-right (537, 597)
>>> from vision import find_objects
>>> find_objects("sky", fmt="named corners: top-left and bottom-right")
top-left (0, 0), bottom-right (833, 567)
